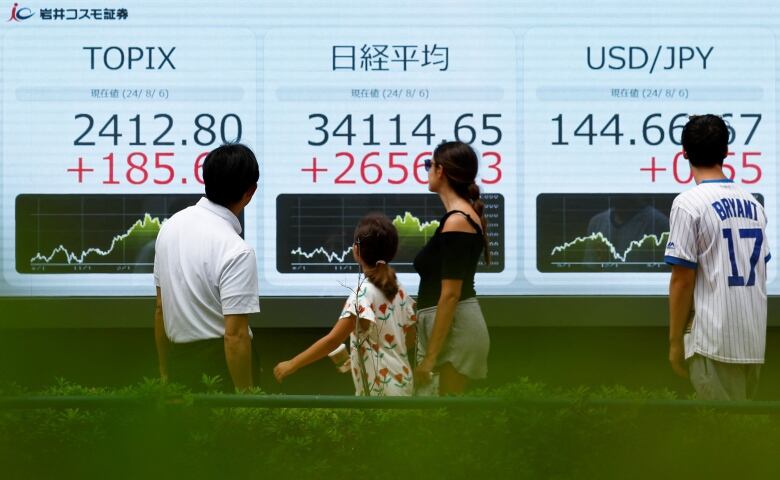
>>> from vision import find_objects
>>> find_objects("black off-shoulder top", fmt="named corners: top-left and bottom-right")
top-left (413, 210), bottom-right (484, 309)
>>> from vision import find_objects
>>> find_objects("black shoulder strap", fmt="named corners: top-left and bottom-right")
top-left (442, 210), bottom-right (483, 234)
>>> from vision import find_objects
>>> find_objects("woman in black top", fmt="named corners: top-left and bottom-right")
top-left (413, 141), bottom-right (490, 395)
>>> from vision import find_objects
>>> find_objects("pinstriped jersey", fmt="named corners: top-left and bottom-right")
top-left (664, 179), bottom-right (769, 363)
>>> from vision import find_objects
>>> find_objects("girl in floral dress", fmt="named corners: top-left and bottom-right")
top-left (274, 213), bottom-right (417, 396)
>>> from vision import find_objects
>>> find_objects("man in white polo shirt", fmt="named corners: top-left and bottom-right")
top-left (665, 115), bottom-right (769, 400)
top-left (154, 143), bottom-right (260, 391)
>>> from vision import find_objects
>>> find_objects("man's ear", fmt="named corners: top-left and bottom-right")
top-left (243, 183), bottom-right (258, 203)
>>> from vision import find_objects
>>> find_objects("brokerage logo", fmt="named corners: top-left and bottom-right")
top-left (7, 2), bottom-right (34, 21)
top-left (6, 4), bottom-right (128, 22)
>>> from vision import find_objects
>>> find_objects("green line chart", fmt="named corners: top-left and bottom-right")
top-left (17, 194), bottom-right (200, 273)
top-left (277, 193), bottom-right (504, 273)
top-left (537, 193), bottom-right (673, 272)
top-left (549, 231), bottom-right (670, 264)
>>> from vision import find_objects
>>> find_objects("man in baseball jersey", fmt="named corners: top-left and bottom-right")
top-left (665, 114), bottom-right (769, 400)
top-left (154, 143), bottom-right (260, 392)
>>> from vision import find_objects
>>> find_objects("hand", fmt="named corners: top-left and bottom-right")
top-left (274, 360), bottom-right (296, 383)
top-left (669, 339), bottom-right (688, 379)
top-left (414, 357), bottom-right (436, 386)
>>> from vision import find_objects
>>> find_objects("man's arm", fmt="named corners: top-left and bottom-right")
top-left (153, 287), bottom-right (170, 381)
top-left (224, 314), bottom-right (253, 391)
top-left (668, 265), bottom-right (696, 378)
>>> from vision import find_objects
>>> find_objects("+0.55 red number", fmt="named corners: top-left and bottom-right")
top-left (672, 151), bottom-right (762, 184)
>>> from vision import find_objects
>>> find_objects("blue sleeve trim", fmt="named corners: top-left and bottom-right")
top-left (766, 253), bottom-right (771, 263)
top-left (665, 255), bottom-right (697, 269)
top-left (700, 178), bottom-right (734, 184)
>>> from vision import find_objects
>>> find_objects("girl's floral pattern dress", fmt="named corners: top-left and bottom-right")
top-left (340, 280), bottom-right (417, 396)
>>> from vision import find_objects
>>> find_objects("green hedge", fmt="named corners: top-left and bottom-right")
top-left (1, 378), bottom-right (779, 479)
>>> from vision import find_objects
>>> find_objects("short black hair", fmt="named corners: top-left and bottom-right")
top-left (202, 143), bottom-right (259, 207)
top-left (681, 115), bottom-right (729, 167)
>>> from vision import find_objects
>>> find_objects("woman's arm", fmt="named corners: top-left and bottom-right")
top-left (274, 316), bottom-right (354, 383)
top-left (405, 324), bottom-right (417, 352)
top-left (414, 212), bottom-right (475, 385)
top-left (415, 279), bottom-right (461, 384)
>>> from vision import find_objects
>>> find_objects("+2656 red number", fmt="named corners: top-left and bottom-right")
top-left (304, 151), bottom-right (502, 185)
